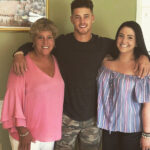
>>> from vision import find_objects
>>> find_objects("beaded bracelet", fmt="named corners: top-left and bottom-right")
top-left (142, 132), bottom-right (150, 138)
top-left (19, 131), bottom-right (29, 137)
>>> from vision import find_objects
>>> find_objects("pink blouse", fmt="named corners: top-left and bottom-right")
top-left (1, 54), bottom-right (64, 142)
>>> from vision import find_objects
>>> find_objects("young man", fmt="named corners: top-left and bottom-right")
top-left (13, 0), bottom-right (150, 150)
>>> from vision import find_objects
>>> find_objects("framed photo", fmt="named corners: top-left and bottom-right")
top-left (0, 0), bottom-right (49, 31)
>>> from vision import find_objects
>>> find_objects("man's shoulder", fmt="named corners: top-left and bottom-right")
top-left (54, 33), bottom-right (73, 55)
top-left (56, 33), bottom-right (73, 42)
top-left (91, 34), bottom-right (114, 50)
top-left (92, 34), bottom-right (114, 43)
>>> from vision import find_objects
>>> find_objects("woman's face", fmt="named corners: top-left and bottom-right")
top-left (116, 26), bottom-right (136, 54)
top-left (34, 31), bottom-right (55, 56)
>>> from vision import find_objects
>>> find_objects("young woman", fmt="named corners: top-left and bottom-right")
top-left (97, 21), bottom-right (150, 150)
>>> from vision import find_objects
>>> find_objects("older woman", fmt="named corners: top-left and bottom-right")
top-left (1, 18), bottom-right (64, 150)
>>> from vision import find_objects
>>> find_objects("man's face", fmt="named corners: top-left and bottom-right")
top-left (71, 7), bottom-right (94, 36)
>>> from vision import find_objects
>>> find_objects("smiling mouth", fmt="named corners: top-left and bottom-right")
top-left (79, 24), bottom-right (87, 28)
top-left (120, 44), bottom-right (128, 48)
top-left (42, 46), bottom-right (49, 49)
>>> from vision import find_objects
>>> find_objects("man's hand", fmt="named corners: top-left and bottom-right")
top-left (134, 55), bottom-right (150, 78)
top-left (13, 54), bottom-right (27, 75)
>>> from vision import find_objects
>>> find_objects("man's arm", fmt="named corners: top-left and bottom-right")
top-left (14, 42), bottom-right (33, 55)
top-left (134, 55), bottom-right (150, 78)
top-left (13, 34), bottom-right (61, 75)
top-left (104, 38), bottom-right (150, 78)
top-left (13, 42), bottom-right (33, 75)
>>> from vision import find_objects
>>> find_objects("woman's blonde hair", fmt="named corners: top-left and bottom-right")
top-left (30, 18), bottom-right (58, 40)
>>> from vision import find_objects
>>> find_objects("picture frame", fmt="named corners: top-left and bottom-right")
top-left (0, 0), bottom-right (49, 31)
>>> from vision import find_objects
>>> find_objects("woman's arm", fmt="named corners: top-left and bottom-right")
top-left (141, 102), bottom-right (150, 150)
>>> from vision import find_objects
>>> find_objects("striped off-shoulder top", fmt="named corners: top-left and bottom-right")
top-left (97, 65), bottom-right (150, 133)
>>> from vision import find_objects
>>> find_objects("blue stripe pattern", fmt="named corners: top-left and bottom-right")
top-left (97, 66), bottom-right (150, 133)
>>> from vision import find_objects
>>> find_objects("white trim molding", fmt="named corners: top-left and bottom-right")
top-left (136, 0), bottom-right (142, 24)
top-left (136, 0), bottom-right (150, 52)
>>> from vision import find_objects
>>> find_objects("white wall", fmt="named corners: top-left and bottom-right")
top-left (136, 0), bottom-right (150, 53)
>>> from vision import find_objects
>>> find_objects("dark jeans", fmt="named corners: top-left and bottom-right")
top-left (102, 129), bottom-right (141, 150)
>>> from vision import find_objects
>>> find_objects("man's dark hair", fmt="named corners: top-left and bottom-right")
top-left (71, 0), bottom-right (93, 14)
top-left (111, 21), bottom-right (149, 60)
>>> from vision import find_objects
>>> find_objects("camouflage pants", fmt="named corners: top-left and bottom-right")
top-left (54, 114), bottom-right (102, 150)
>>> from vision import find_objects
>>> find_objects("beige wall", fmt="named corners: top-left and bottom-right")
top-left (50, 0), bottom-right (136, 37)
top-left (0, 0), bottom-right (136, 99)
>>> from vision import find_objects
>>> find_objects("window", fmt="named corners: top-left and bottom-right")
top-left (136, 0), bottom-right (150, 53)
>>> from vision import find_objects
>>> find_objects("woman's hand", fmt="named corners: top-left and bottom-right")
top-left (140, 137), bottom-right (150, 150)
top-left (18, 132), bottom-right (34, 150)
top-left (134, 55), bottom-right (150, 78)
top-left (13, 53), bottom-right (27, 75)
top-left (17, 127), bottom-right (35, 150)
top-left (141, 102), bottom-right (150, 150)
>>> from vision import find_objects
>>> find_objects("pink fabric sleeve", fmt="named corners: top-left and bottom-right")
top-left (1, 68), bottom-right (26, 134)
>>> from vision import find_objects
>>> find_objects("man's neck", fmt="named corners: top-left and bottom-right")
top-left (73, 32), bottom-right (92, 42)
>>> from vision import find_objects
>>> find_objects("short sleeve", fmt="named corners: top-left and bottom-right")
top-left (135, 76), bottom-right (150, 103)
top-left (1, 68), bottom-right (26, 134)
